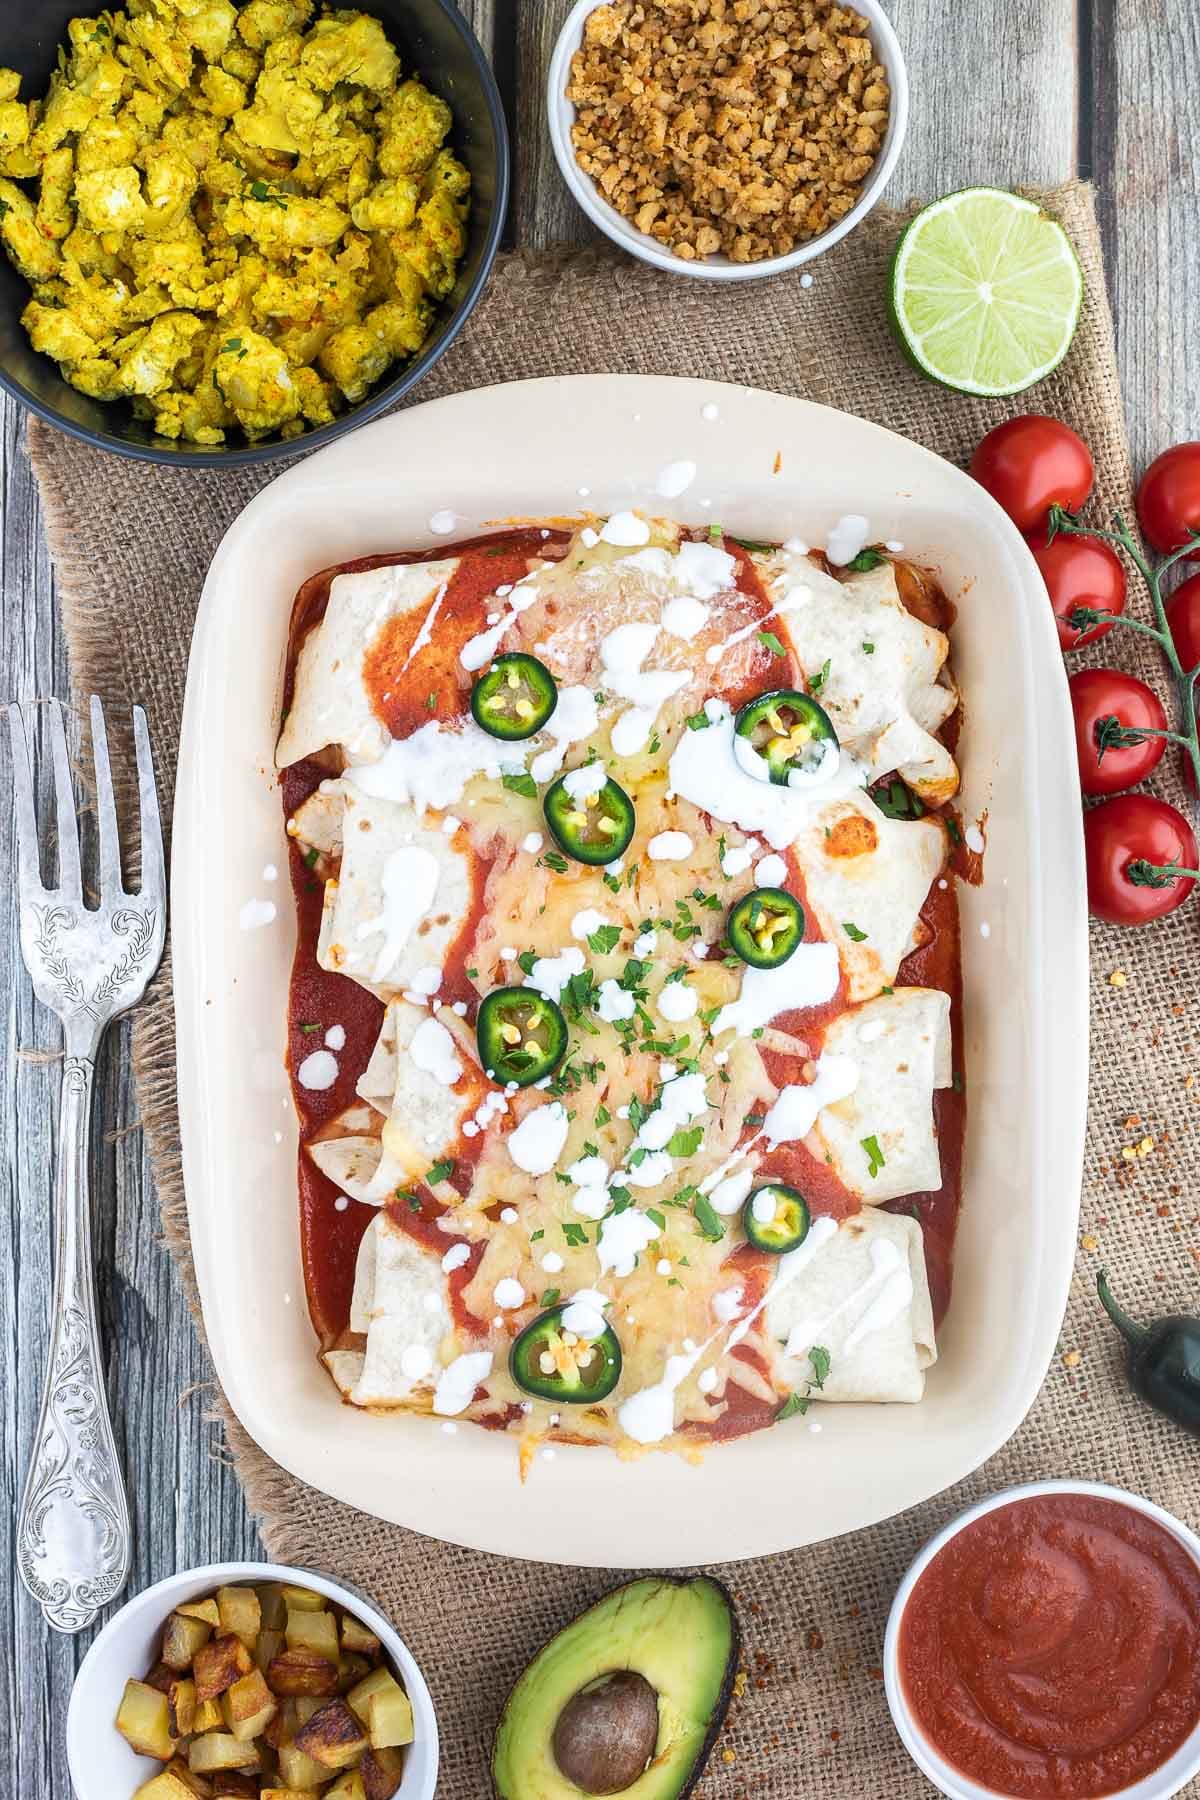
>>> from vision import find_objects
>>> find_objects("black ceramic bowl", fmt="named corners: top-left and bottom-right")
top-left (0, 0), bottom-right (507, 466)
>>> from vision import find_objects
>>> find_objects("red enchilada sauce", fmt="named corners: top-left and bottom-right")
top-left (899, 1493), bottom-right (1200, 1798)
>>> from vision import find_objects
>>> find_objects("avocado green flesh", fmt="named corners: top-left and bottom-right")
top-left (492, 1576), bottom-right (737, 1800)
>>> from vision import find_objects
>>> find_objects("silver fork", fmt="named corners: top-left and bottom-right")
top-left (7, 696), bottom-right (166, 1634)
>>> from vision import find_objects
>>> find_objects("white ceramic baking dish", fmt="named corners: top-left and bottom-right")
top-left (174, 374), bottom-right (1089, 1567)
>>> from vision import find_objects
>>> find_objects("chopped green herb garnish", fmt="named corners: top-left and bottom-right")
top-left (587, 924), bottom-right (622, 956)
top-left (539, 850), bottom-right (569, 873)
top-left (846, 547), bottom-right (885, 572)
top-left (693, 1194), bottom-right (725, 1241)
top-left (666, 1126), bottom-right (704, 1157)
top-left (842, 921), bottom-right (867, 942)
top-left (541, 1287), bottom-right (561, 1306)
top-left (685, 710), bottom-right (712, 731)
top-left (860, 1135), bottom-right (885, 1178)
top-left (425, 1159), bottom-right (455, 1186)
top-left (595, 1104), bottom-right (611, 1126)
top-left (562, 1222), bottom-right (588, 1247)
top-left (809, 657), bottom-right (831, 695)
top-left (502, 771), bottom-right (538, 799)
top-left (757, 629), bottom-right (787, 658)
top-left (646, 1208), bottom-right (666, 1230)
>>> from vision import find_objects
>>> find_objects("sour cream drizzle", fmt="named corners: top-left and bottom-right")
top-left (618, 1216), bottom-right (840, 1443)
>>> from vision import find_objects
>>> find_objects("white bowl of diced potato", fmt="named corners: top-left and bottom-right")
top-left (66, 1561), bottom-right (438, 1800)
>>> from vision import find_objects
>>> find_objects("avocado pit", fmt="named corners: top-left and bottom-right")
top-left (551, 1670), bottom-right (660, 1794)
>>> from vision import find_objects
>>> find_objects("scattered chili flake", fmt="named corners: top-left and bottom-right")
top-left (1080, 1232), bottom-right (1099, 1251)
top-left (806, 1628), bottom-right (824, 1650)
top-left (1062, 1349), bottom-right (1082, 1368)
top-left (1108, 969), bottom-right (1128, 988)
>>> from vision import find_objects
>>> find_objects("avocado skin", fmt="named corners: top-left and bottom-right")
top-left (492, 1574), bottom-right (740, 1800)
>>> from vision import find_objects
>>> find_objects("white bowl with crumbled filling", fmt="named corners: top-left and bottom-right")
top-left (547, 0), bottom-right (909, 281)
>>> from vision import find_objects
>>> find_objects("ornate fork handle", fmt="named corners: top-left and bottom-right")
top-left (16, 1048), bottom-right (132, 1634)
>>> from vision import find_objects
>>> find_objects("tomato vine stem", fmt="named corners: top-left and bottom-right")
top-left (1047, 508), bottom-right (1200, 806)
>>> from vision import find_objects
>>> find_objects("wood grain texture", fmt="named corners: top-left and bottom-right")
top-left (3, 1), bottom-right (1200, 1793)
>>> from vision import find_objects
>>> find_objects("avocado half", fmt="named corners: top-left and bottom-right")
top-left (492, 1574), bottom-right (740, 1800)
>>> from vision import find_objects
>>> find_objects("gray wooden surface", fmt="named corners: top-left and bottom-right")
top-left (0, 0), bottom-right (1194, 1791)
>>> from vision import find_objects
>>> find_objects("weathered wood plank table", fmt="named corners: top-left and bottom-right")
top-left (1, 0), bottom-right (1197, 1789)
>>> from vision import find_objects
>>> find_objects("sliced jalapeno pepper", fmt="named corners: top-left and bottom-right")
top-left (476, 986), bottom-right (567, 1086)
top-left (510, 1303), bottom-right (623, 1403)
top-left (733, 688), bottom-right (839, 787)
top-left (543, 769), bottom-right (636, 865)
top-left (471, 653), bottom-right (558, 741)
top-left (743, 1183), bottom-right (811, 1254)
top-left (727, 886), bottom-right (804, 969)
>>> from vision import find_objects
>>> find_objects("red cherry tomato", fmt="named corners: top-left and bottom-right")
top-left (1166, 570), bottom-right (1200, 672)
top-left (970, 417), bottom-right (1094, 533)
top-left (1136, 443), bottom-right (1200, 555)
top-left (1069, 669), bottom-right (1166, 797)
top-left (1026, 526), bottom-right (1127, 649)
top-left (1084, 794), bottom-right (1198, 925)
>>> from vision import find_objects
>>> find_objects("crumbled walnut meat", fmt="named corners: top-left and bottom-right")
top-left (567, 0), bottom-right (890, 263)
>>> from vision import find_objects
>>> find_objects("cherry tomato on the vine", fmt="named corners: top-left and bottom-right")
top-left (1027, 526), bottom-right (1127, 649)
top-left (1136, 443), bottom-right (1200, 556)
top-left (970, 417), bottom-right (1094, 533)
top-left (1083, 794), bottom-right (1198, 925)
top-left (1165, 570), bottom-right (1200, 673)
top-left (1069, 669), bottom-right (1166, 797)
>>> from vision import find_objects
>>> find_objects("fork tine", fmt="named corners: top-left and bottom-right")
top-left (6, 703), bottom-right (46, 899)
top-left (46, 701), bottom-right (82, 899)
top-left (132, 705), bottom-right (164, 898)
top-left (89, 695), bottom-right (124, 899)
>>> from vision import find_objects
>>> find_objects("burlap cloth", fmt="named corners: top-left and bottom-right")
top-left (25, 181), bottom-right (1200, 1797)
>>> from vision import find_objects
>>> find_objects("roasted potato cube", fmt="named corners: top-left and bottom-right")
top-left (217, 1585), bottom-right (261, 1649)
top-left (346, 1668), bottom-right (401, 1729)
top-left (256, 1583), bottom-right (288, 1630)
top-left (267, 1647), bottom-right (341, 1697)
top-left (192, 1696), bottom-right (223, 1733)
top-left (293, 1697), bottom-right (368, 1770)
top-left (219, 1671), bottom-right (269, 1737)
top-left (338, 1651), bottom-right (371, 1694)
top-left (360, 1747), bottom-right (404, 1800)
top-left (256, 1626), bottom-right (285, 1677)
top-left (277, 1740), bottom-right (329, 1789)
top-left (187, 1732), bottom-right (259, 1775)
top-left (116, 1679), bottom-right (177, 1761)
top-left (162, 1762), bottom-right (213, 1799)
top-left (260, 1791), bottom-right (321, 1800)
top-left (167, 1676), bottom-right (197, 1739)
top-left (132, 1769), bottom-right (198, 1800)
top-left (162, 1609), bottom-right (214, 1671)
top-left (279, 1583), bottom-right (325, 1613)
top-left (339, 1615), bottom-right (381, 1658)
top-left (285, 1608), bottom-right (340, 1663)
top-left (177, 1598), bottom-right (221, 1627)
top-left (144, 1661), bottom-right (178, 1694)
top-left (325, 1773), bottom-right (368, 1800)
top-left (367, 1686), bottom-right (413, 1752)
top-left (222, 1668), bottom-right (277, 1742)
top-left (194, 1633), bottom-right (254, 1703)
top-left (210, 1776), bottom-right (259, 1797)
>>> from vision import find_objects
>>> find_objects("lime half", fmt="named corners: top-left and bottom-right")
top-left (888, 187), bottom-right (1083, 396)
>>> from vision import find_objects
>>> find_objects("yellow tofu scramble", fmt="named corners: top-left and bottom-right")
top-left (0, 2), bottom-right (470, 444)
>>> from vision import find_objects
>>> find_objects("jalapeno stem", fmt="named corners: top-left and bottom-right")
top-left (1049, 509), bottom-right (1200, 809)
top-left (1097, 1268), bottom-right (1150, 1346)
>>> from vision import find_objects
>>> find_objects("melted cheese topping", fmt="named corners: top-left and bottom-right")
top-left (281, 516), bottom-right (961, 1453)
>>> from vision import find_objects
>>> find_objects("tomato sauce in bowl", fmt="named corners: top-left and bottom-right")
top-left (886, 1484), bottom-right (1200, 1800)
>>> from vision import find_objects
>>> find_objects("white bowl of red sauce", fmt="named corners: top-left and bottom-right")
top-left (884, 1481), bottom-right (1200, 1800)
